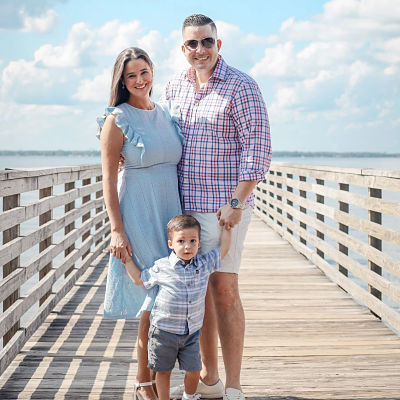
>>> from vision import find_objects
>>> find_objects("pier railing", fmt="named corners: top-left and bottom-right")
top-left (0, 165), bottom-right (110, 375)
top-left (254, 162), bottom-right (400, 333)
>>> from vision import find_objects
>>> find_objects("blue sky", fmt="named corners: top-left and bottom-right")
top-left (1, 0), bottom-right (399, 152)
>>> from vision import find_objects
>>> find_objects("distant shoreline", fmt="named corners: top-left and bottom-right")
top-left (1, 150), bottom-right (400, 158)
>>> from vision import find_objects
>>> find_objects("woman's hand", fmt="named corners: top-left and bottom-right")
top-left (109, 230), bottom-right (133, 263)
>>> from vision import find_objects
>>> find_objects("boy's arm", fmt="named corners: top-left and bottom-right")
top-left (219, 227), bottom-right (232, 260)
top-left (124, 257), bottom-right (144, 286)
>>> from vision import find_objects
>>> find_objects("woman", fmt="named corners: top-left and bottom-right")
top-left (97, 47), bottom-right (182, 400)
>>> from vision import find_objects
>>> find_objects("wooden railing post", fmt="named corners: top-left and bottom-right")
top-left (39, 187), bottom-right (53, 305)
top-left (95, 176), bottom-right (103, 246)
top-left (286, 173), bottom-right (294, 235)
top-left (2, 194), bottom-right (20, 346)
top-left (64, 182), bottom-right (75, 278)
top-left (251, 162), bottom-right (400, 333)
top-left (316, 179), bottom-right (325, 259)
top-left (299, 176), bottom-right (307, 245)
top-left (276, 171), bottom-right (283, 227)
top-left (338, 183), bottom-right (349, 276)
top-left (369, 188), bottom-right (382, 302)
top-left (82, 178), bottom-right (92, 259)
top-left (268, 171), bottom-right (275, 223)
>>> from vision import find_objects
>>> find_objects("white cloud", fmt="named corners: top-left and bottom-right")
top-left (73, 69), bottom-right (111, 102)
top-left (2, 0), bottom-right (400, 152)
top-left (0, 0), bottom-right (63, 32)
top-left (21, 9), bottom-right (57, 33)
top-left (247, 0), bottom-right (400, 151)
top-left (95, 19), bottom-right (144, 56)
top-left (1, 60), bottom-right (51, 100)
top-left (34, 22), bottom-right (93, 68)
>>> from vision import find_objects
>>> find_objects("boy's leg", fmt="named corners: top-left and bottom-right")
top-left (148, 326), bottom-right (179, 399)
top-left (184, 371), bottom-right (201, 395)
top-left (155, 371), bottom-right (171, 400)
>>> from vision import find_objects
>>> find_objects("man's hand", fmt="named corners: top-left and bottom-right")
top-left (118, 154), bottom-right (125, 172)
top-left (217, 204), bottom-right (242, 230)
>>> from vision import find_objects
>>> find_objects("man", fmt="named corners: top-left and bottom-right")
top-left (165, 14), bottom-right (271, 400)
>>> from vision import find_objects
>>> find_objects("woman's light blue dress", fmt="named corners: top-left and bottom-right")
top-left (97, 102), bottom-right (182, 318)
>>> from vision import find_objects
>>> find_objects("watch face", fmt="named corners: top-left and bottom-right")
top-left (231, 198), bottom-right (240, 208)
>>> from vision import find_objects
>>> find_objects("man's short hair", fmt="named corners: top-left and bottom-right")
top-left (167, 214), bottom-right (201, 239)
top-left (182, 14), bottom-right (217, 35)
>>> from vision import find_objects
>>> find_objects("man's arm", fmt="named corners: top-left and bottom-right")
top-left (218, 80), bottom-right (271, 229)
top-left (217, 180), bottom-right (257, 228)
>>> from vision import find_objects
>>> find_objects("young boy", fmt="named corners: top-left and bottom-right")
top-left (124, 214), bottom-right (232, 400)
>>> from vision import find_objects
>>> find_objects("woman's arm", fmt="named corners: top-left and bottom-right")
top-left (100, 115), bottom-right (132, 263)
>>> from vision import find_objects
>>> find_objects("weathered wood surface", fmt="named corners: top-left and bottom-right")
top-left (255, 162), bottom-right (400, 334)
top-left (0, 165), bottom-right (110, 377)
top-left (0, 215), bottom-right (400, 399)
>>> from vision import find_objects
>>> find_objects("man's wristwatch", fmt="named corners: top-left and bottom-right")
top-left (229, 198), bottom-right (244, 209)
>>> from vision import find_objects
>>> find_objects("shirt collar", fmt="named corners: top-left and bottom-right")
top-left (169, 251), bottom-right (197, 268)
top-left (186, 55), bottom-right (228, 84)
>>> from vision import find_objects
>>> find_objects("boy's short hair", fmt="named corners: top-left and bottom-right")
top-left (167, 214), bottom-right (201, 239)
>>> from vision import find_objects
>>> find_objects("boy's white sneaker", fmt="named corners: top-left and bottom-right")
top-left (170, 379), bottom-right (224, 399)
top-left (223, 388), bottom-right (245, 400)
top-left (182, 392), bottom-right (201, 400)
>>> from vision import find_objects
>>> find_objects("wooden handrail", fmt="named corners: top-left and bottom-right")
top-left (254, 161), bottom-right (400, 334)
top-left (0, 164), bottom-right (110, 376)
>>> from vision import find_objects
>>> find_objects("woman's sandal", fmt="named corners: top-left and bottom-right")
top-left (134, 381), bottom-right (158, 400)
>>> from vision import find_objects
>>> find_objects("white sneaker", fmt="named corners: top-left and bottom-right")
top-left (182, 393), bottom-right (201, 400)
top-left (223, 388), bottom-right (245, 400)
top-left (170, 379), bottom-right (225, 399)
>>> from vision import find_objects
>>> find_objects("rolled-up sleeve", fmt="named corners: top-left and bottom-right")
top-left (141, 265), bottom-right (159, 289)
top-left (231, 82), bottom-right (271, 182)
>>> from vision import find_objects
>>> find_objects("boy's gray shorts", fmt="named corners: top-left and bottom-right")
top-left (148, 325), bottom-right (201, 372)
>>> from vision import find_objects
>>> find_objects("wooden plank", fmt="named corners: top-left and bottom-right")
top-left (0, 211), bottom-right (109, 303)
top-left (258, 180), bottom-right (400, 247)
top-left (0, 181), bottom-right (103, 232)
top-left (1, 214), bottom-right (400, 399)
top-left (270, 162), bottom-right (400, 191)
top-left (2, 193), bottom-right (20, 346)
top-left (263, 174), bottom-right (400, 218)
top-left (0, 224), bottom-right (110, 338)
top-left (0, 239), bottom-right (110, 376)
top-left (0, 201), bottom-right (106, 267)
top-left (256, 190), bottom-right (400, 280)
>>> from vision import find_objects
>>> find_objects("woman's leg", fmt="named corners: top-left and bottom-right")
top-left (136, 311), bottom-right (157, 399)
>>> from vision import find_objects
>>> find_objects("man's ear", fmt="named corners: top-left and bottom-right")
top-left (168, 239), bottom-right (173, 249)
top-left (181, 44), bottom-right (186, 54)
top-left (217, 39), bottom-right (222, 51)
top-left (198, 240), bottom-right (201, 249)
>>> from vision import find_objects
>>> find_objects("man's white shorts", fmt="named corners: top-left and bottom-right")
top-left (185, 207), bottom-right (252, 274)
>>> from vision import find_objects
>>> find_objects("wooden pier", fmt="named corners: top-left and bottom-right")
top-left (1, 163), bottom-right (400, 399)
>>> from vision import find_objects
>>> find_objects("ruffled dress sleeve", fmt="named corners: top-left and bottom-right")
top-left (158, 100), bottom-right (185, 145)
top-left (96, 106), bottom-right (144, 149)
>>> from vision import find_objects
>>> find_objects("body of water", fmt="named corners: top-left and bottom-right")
top-left (1, 154), bottom-right (400, 170)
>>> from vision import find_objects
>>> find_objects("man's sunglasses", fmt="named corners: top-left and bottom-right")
top-left (183, 37), bottom-right (216, 51)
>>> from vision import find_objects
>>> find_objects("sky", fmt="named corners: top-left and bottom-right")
top-left (0, 0), bottom-right (399, 152)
